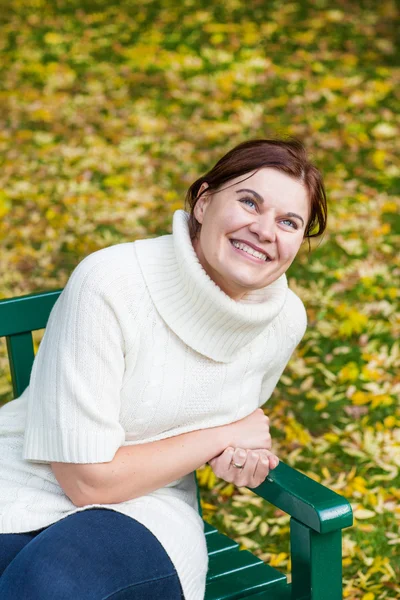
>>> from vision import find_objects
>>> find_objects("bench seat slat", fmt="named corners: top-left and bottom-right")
top-left (206, 531), bottom-right (239, 555)
top-left (204, 521), bottom-right (219, 536)
top-left (205, 561), bottom-right (287, 600)
top-left (238, 586), bottom-right (292, 600)
top-left (207, 548), bottom-right (263, 581)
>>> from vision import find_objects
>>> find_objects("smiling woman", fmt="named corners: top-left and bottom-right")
top-left (0, 137), bottom-right (327, 600)
top-left (190, 167), bottom-right (311, 300)
top-left (187, 140), bottom-right (327, 300)
top-left (187, 139), bottom-right (327, 241)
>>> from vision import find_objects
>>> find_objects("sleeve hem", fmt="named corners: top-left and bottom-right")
top-left (22, 427), bottom-right (125, 464)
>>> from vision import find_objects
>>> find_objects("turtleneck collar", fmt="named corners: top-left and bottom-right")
top-left (134, 210), bottom-right (288, 363)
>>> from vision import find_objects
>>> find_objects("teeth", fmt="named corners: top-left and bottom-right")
top-left (231, 240), bottom-right (269, 261)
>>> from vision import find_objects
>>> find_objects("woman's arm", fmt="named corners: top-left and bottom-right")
top-left (51, 423), bottom-right (231, 507)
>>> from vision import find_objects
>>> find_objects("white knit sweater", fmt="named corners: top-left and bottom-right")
top-left (0, 210), bottom-right (307, 600)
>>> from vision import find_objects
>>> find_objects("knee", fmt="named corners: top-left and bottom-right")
top-left (0, 555), bottom-right (78, 600)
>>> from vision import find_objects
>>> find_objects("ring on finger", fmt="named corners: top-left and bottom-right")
top-left (231, 461), bottom-right (244, 469)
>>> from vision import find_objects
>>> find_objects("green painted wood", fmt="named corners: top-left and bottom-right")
top-left (205, 561), bottom-right (287, 600)
top-left (0, 290), bottom-right (61, 337)
top-left (290, 518), bottom-right (342, 600)
top-left (206, 531), bottom-right (240, 556)
top-left (250, 462), bottom-right (353, 534)
top-left (239, 585), bottom-right (292, 600)
top-left (0, 290), bottom-right (61, 398)
top-left (204, 521), bottom-right (219, 536)
top-left (6, 332), bottom-right (35, 398)
top-left (207, 548), bottom-right (264, 581)
top-left (194, 470), bottom-right (203, 518)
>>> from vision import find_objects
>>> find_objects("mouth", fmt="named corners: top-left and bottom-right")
top-left (230, 239), bottom-right (272, 262)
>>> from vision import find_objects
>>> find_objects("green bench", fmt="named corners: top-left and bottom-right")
top-left (0, 289), bottom-right (353, 600)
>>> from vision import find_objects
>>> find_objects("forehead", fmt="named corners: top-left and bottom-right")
top-left (222, 168), bottom-right (309, 213)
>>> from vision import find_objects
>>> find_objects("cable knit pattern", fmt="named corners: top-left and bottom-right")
top-left (0, 210), bottom-right (307, 600)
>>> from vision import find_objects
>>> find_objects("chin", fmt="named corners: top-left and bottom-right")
top-left (230, 276), bottom-right (269, 292)
top-left (232, 268), bottom-right (277, 288)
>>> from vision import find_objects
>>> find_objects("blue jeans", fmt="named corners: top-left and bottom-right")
top-left (0, 508), bottom-right (184, 599)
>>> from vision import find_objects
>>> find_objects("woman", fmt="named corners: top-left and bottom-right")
top-left (0, 138), bottom-right (327, 599)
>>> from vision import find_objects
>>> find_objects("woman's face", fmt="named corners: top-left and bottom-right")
top-left (192, 168), bottom-right (310, 300)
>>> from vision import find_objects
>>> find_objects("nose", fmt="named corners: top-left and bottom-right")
top-left (248, 210), bottom-right (277, 243)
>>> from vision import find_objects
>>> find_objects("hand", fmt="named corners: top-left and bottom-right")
top-left (209, 447), bottom-right (279, 489)
top-left (224, 408), bottom-right (272, 451)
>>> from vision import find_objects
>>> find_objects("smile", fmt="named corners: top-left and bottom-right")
top-left (230, 240), bottom-right (271, 262)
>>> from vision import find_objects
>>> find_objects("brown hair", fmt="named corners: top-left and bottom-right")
top-left (185, 138), bottom-right (327, 246)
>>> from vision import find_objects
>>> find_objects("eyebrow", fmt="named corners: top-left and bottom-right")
top-left (236, 188), bottom-right (305, 227)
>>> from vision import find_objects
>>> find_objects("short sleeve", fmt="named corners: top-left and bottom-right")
top-left (23, 252), bottom-right (126, 464)
top-left (259, 289), bottom-right (307, 407)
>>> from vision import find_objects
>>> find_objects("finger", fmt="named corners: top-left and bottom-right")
top-left (230, 448), bottom-right (251, 486)
top-left (230, 448), bottom-right (247, 470)
top-left (234, 450), bottom-right (259, 486)
top-left (242, 450), bottom-right (259, 477)
top-left (253, 449), bottom-right (279, 470)
top-left (250, 452), bottom-right (270, 487)
top-left (268, 453), bottom-right (279, 470)
top-left (218, 447), bottom-right (236, 472)
top-left (264, 451), bottom-right (279, 470)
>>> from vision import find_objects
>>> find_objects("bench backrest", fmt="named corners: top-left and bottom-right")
top-left (0, 290), bottom-right (63, 398)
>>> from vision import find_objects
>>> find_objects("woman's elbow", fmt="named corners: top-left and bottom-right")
top-left (50, 462), bottom-right (102, 507)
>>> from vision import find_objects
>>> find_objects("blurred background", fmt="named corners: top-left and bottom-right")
top-left (0, 0), bottom-right (399, 597)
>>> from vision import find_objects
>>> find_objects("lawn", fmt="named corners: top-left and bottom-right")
top-left (0, 1), bottom-right (399, 598)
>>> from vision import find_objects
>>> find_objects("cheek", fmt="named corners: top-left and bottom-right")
top-left (199, 222), bottom-right (220, 263)
top-left (202, 212), bottom-right (237, 250)
top-left (228, 210), bottom-right (253, 235)
top-left (280, 236), bottom-right (303, 260)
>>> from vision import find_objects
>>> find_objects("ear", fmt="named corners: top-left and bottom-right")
top-left (193, 182), bottom-right (210, 225)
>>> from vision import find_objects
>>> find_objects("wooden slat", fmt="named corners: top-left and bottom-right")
top-left (6, 332), bottom-right (34, 398)
top-left (0, 290), bottom-right (62, 337)
top-left (252, 463), bottom-right (353, 534)
top-left (205, 561), bottom-right (287, 600)
top-left (238, 585), bottom-right (292, 600)
top-left (206, 531), bottom-right (239, 556)
top-left (0, 290), bottom-right (61, 398)
top-left (207, 548), bottom-right (263, 581)
top-left (204, 521), bottom-right (219, 536)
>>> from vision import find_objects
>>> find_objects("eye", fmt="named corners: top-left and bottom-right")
top-left (280, 218), bottom-right (298, 229)
top-left (239, 197), bottom-right (257, 210)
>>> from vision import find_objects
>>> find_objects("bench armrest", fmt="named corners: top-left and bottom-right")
top-left (250, 461), bottom-right (353, 534)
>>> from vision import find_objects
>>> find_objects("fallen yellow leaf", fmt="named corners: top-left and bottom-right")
top-left (354, 508), bottom-right (376, 519)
